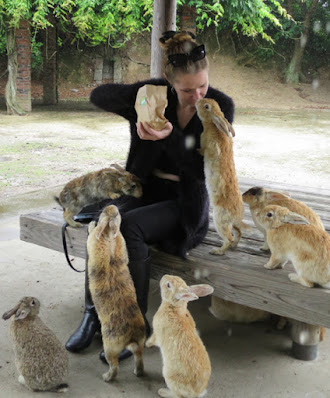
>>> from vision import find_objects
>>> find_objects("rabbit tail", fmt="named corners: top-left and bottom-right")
top-left (50, 383), bottom-right (69, 393)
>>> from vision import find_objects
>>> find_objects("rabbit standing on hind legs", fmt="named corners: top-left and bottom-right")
top-left (87, 204), bottom-right (146, 382)
top-left (2, 297), bottom-right (69, 392)
top-left (146, 275), bottom-right (214, 398)
top-left (196, 98), bottom-right (244, 255)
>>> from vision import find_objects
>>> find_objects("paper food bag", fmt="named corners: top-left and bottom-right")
top-left (135, 85), bottom-right (168, 130)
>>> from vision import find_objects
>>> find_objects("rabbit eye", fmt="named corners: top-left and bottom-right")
top-left (266, 212), bottom-right (273, 218)
top-left (31, 300), bottom-right (35, 306)
top-left (166, 282), bottom-right (171, 289)
top-left (204, 104), bottom-right (210, 110)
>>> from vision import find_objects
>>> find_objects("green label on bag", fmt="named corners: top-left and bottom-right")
top-left (141, 96), bottom-right (146, 106)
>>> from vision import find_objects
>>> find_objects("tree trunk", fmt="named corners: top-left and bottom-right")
top-left (151, 0), bottom-right (177, 78)
top-left (285, 0), bottom-right (318, 84)
top-left (5, 27), bottom-right (25, 115)
top-left (42, 15), bottom-right (58, 105)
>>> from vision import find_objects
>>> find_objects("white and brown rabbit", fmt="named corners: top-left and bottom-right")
top-left (256, 204), bottom-right (330, 288)
top-left (2, 297), bottom-right (69, 392)
top-left (196, 98), bottom-right (244, 255)
top-left (146, 274), bottom-right (214, 398)
top-left (243, 186), bottom-right (325, 251)
top-left (55, 163), bottom-right (142, 228)
top-left (87, 204), bottom-right (145, 382)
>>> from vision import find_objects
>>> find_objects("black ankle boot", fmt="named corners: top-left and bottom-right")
top-left (66, 263), bottom-right (100, 352)
top-left (99, 257), bottom-right (151, 363)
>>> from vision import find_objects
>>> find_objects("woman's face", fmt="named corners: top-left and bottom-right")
top-left (172, 69), bottom-right (209, 108)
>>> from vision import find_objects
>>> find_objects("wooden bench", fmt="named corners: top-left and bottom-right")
top-left (20, 177), bottom-right (330, 361)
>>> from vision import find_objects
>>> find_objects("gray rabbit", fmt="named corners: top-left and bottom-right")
top-left (2, 297), bottom-right (69, 392)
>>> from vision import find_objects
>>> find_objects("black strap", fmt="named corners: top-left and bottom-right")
top-left (61, 223), bottom-right (85, 273)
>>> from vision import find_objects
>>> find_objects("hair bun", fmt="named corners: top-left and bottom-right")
top-left (159, 31), bottom-right (197, 52)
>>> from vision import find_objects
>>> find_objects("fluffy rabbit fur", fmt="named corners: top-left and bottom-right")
top-left (55, 163), bottom-right (142, 228)
top-left (196, 98), bottom-right (244, 255)
top-left (2, 297), bottom-right (68, 392)
top-left (243, 186), bottom-right (325, 251)
top-left (87, 205), bottom-right (146, 382)
top-left (209, 296), bottom-right (271, 324)
top-left (146, 275), bottom-right (214, 398)
top-left (256, 204), bottom-right (330, 288)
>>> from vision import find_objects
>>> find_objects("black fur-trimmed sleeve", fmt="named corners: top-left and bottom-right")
top-left (207, 86), bottom-right (235, 124)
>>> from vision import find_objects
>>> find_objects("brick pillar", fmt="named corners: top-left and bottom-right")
top-left (16, 20), bottom-right (31, 112)
top-left (179, 6), bottom-right (196, 36)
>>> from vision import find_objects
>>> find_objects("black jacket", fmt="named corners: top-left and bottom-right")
top-left (90, 78), bottom-right (234, 258)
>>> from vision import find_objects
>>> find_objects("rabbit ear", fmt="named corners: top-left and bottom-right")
top-left (2, 304), bottom-right (20, 320)
top-left (175, 290), bottom-right (199, 302)
top-left (111, 163), bottom-right (126, 174)
top-left (267, 191), bottom-right (291, 200)
top-left (212, 114), bottom-right (233, 137)
top-left (189, 284), bottom-right (214, 297)
top-left (15, 307), bottom-right (31, 320)
top-left (283, 212), bottom-right (310, 225)
top-left (95, 218), bottom-right (110, 240)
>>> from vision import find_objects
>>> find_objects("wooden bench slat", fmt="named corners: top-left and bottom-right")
top-left (19, 177), bottom-right (330, 331)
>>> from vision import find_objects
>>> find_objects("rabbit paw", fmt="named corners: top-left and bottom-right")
top-left (108, 192), bottom-right (121, 199)
top-left (288, 273), bottom-right (313, 288)
top-left (18, 375), bottom-right (26, 386)
top-left (103, 368), bottom-right (117, 382)
top-left (158, 388), bottom-right (176, 398)
top-left (209, 247), bottom-right (226, 256)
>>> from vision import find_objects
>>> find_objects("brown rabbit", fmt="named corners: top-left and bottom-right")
top-left (243, 186), bottom-right (325, 251)
top-left (2, 297), bottom-right (69, 392)
top-left (196, 98), bottom-right (244, 255)
top-left (87, 204), bottom-right (145, 382)
top-left (256, 204), bottom-right (330, 288)
top-left (55, 163), bottom-right (142, 228)
top-left (146, 275), bottom-right (214, 398)
top-left (209, 296), bottom-right (271, 324)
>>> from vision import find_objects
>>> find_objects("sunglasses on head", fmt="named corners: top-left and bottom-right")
top-left (159, 30), bottom-right (196, 44)
top-left (167, 44), bottom-right (206, 67)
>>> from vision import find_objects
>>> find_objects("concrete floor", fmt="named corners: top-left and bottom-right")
top-left (0, 213), bottom-right (330, 398)
top-left (0, 108), bottom-right (329, 397)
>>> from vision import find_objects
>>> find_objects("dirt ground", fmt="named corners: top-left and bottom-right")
top-left (0, 53), bottom-right (329, 205)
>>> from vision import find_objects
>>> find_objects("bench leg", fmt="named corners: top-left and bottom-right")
top-left (290, 320), bottom-right (321, 361)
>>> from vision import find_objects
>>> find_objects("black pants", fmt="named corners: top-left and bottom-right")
top-left (88, 177), bottom-right (181, 262)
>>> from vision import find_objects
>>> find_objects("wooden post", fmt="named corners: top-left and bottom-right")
top-left (165, 0), bottom-right (177, 31)
top-left (150, 0), bottom-right (177, 78)
top-left (151, 0), bottom-right (165, 78)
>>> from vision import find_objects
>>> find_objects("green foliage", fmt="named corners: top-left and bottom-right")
top-left (0, 0), bottom-right (153, 51)
top-left (179, 0), bottom-right (291, 42)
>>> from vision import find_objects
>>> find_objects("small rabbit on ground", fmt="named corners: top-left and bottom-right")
top-left (196, 98), bottom-right (244, 255)
top-left (55, 163), bottom-right (142, 228)
top-left (146, 274), bottom-right (214, 398)
top-left (243, 186), bottom-right (325, 251)
top-left (256, 204), bottom-right (330, 288)
top-left (87, 204), bottom-right (145, 382)
top-left (2, 297), bottom-right (69, 392)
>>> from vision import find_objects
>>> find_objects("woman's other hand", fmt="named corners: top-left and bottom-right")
top-left (136, 122), bottom-right (173, 141)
